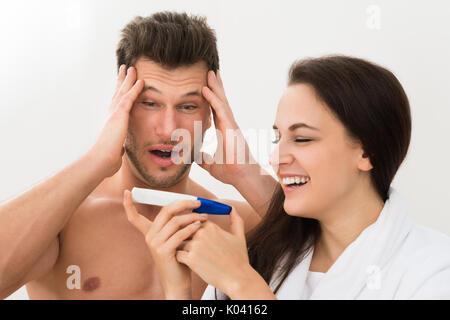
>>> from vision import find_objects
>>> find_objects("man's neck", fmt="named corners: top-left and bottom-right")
top-left (109, 155), bottom-right (193, 219)
top-left (312, 181), bottom-right (385, 272)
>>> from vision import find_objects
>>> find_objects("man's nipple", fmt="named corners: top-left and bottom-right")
top-left (82, 276), bottom-right (101, 292)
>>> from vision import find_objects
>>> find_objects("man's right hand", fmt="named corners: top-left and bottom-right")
top-left (88, 65), bottom-right (144, 177)
top-left (0, 65), bottom-right (144, 298)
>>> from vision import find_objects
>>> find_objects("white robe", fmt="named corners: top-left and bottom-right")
top-left (202, 188), bottom-right (450, 299)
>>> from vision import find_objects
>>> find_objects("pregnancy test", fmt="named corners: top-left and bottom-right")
top-left (131, 187), bottom-right (231, 215)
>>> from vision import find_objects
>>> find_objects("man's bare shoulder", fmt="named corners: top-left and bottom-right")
top-left (59, 187), bottom-right (126, 243)
top-left (186, 179), bottom-right (217, 199)
top-left (69, 177), bottom-right (124, 219)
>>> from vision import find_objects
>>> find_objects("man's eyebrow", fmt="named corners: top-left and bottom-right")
top-left (143, 85), bottom-right (161, 94)
top-left (272, 123), bottom-right (319, 131)
top-left (143, 85), bottom-right (202, 97)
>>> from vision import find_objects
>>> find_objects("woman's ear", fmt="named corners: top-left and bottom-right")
top-left (358, 151), bottom-right (373, 171)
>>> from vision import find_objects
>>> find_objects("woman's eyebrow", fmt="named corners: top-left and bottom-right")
top-left (272, 123), bottom-right (319, 131)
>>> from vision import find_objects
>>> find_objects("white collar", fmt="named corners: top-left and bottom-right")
top-left (273, 188), bottom-right (414, 299)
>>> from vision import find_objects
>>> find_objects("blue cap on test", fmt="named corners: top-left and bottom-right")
top-left (192, 197), bottom-right (232, 215)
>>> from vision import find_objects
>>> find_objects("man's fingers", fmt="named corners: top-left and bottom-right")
top-left (123, 190), bottom-right (152, 235)
top-left (113, 64), bottom-right (127, 97)
top-left (207, 70), bottom-right (227, 102)
top-left (119, 79), bottom-right (144, 113)
top-left (202, 86), bottom-right (227, 121)
top-left (216, 69), bottom-right (224, 86)
top-left (118, 66), bottom-right (137, 97)
top-left (110, 66), bottom-right (142, 114)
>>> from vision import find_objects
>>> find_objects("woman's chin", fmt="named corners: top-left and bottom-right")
top-left (284, 202), bottom-right (305, 217)
top-left (283, 201), bottom-right (318, 219)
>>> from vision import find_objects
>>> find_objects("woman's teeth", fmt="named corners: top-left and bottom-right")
top-left (281, 176), bottom-right (310, 186)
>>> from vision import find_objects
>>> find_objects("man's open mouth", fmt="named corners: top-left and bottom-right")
top-left (149, 149), bottom-right (173, 159)
top-left (147, 145), bottom-right (184, 168)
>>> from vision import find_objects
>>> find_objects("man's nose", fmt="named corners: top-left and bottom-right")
top-left (154, 107), bottom-right (178, 140)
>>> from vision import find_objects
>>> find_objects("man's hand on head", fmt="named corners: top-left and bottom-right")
top-left (198, 70), bottom-right (256, 185)
top-left (88, 65), bottom-right (144, 178)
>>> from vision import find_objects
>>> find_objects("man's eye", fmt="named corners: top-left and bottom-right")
top-left (142, 102), bottom-right (157, 107)
top-left (179, 105), bottom-right (198, 111)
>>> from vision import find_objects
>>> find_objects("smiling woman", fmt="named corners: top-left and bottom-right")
top-left (245, 55), bottom-right (412, 295)
top-left (199, 55), bottom-right (450, 300)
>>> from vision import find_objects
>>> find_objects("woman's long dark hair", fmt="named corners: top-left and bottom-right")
top-left (244, 55), bottom-right (412, 295)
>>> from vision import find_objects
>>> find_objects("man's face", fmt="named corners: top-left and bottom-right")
top-left (124, 58), bottom-right (211, 187)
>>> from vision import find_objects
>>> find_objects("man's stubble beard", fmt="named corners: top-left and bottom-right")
top-left (124, 131), bottom-right (196, 188)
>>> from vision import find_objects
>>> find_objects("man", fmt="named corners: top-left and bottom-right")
top-left (0, 12), bottom-right (276, 299)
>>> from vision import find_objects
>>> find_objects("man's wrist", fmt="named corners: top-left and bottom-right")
top-left (231, 162), bottom-right (263, 189)
top-left (82, 149), bottom-right (113, 181)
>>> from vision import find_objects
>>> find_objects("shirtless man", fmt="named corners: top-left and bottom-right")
top-left (0, 12), bottom-right (276, 299)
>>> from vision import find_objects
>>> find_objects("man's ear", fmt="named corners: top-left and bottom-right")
top-left (358, 150), bottom-right (373, 171)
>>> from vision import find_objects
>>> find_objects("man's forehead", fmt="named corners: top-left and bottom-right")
top-left (135, 58), bottom-right (208, 87)
top-left (142, 84), bottom-right (202, 98)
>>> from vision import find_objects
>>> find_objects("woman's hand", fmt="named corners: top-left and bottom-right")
top-left (176, 207), bottom-right (256, 297)
top-left (123, 190), bottom-right (208, 299)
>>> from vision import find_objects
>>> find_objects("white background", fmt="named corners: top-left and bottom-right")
top-left (1, 0), bottom-right (449, 299)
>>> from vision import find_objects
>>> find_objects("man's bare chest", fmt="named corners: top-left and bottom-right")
top-left (30, 202), bottom-right (165, 299)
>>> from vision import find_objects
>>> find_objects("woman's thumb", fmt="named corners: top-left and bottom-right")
top-left (230, 207), bottom-right (245, 239)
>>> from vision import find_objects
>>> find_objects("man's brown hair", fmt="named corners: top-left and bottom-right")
top-left (116, 11), bottom-right (219, 73)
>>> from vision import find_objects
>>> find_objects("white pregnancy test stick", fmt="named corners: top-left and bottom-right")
top-left (131, 187), bottom-right (231, 215)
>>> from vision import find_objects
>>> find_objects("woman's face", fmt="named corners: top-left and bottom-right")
top-left (271, 83), bottom-right (371, 220)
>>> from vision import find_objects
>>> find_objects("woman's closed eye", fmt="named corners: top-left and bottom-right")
top-left (271, 136), bottom-right (312, 144)
top-left (294, 138), bottom-right (312, 143)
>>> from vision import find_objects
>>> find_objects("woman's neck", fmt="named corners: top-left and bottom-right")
top-left (310, 183), bottom-right (385, 273)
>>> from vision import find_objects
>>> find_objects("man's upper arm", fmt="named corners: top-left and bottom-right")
top-left (1, 237), bottom-right (59, 299)
top-left (21, 237), bottom-right (59, 284)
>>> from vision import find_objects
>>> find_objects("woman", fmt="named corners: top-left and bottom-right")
top-left (124, 55), bottom-right (450, 299)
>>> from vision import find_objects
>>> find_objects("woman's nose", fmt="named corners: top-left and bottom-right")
top-left (269, 144), bottom-right (294, 172)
